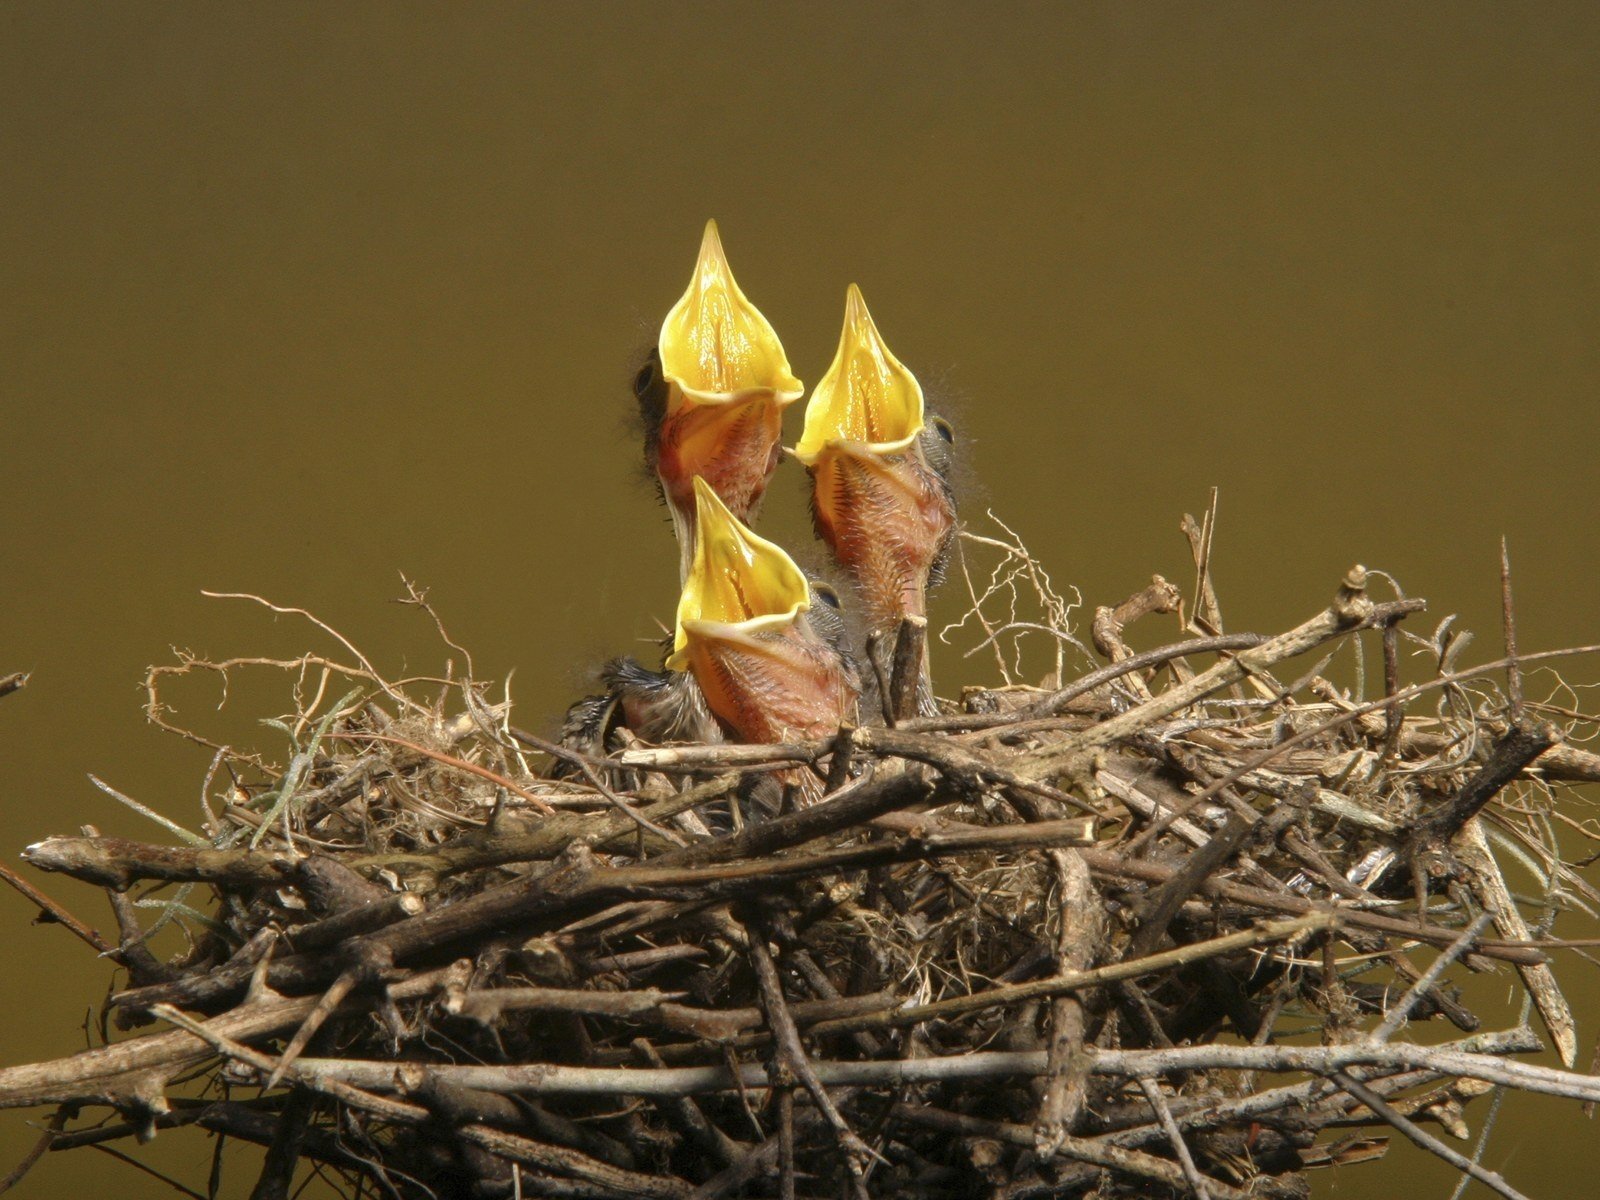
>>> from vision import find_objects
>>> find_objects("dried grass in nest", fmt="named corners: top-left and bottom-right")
top-left (4, 513), bottom-right (1600, 1200)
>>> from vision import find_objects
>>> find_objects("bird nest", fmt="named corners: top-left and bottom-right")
top-left (4, 513), bottom-right (1600, 1200)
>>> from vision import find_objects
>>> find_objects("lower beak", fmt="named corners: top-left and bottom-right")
top-left (680, 625), bottom-right (856, 744)
top-left (808, 441), bottom-right (955, 626)
top-left (669, 478), bottom-right (856, 742)
top-left (653, 390), bottom-right (785, 549)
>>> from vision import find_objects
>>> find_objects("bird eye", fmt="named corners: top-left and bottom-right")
top-left (932, 416), bottom-right (955, 444)
top-left (632, 357), bottom-right (661, 400)
top-left (812, 582), bottom-right (842, 609)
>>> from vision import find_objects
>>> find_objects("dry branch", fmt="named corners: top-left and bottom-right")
top-left (3, 556), bottom-right (1597, 1199)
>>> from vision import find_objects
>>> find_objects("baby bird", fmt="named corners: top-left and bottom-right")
top-left (794, 284), bottom-right (957, 713)
top-left (637, 220), bottom-right (803, 579)
top-left (668, 477), bottom-right (858, 751)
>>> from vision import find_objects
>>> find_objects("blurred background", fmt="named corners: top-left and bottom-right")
top-left (3, 2), bottom-right (1597, 1195)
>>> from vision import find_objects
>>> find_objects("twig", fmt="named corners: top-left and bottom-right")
top-left (744, 908), bottom-right (875, 1193)
top-left (153, 1004), bottom-right (691, 1199)
top-left (1501, 538), bottom-right (1523, 720)
top-left (1370, 911), bottom-right (1495, 1043)
top-left (1034, 850), bottom-right (1098, 1156)
top-left (1410, 718), bottom-right (1560, 850)
top-left (0, 862), bottom-right (117, 956)
top-left (1137, 1077), bottom-right (1212, 1200)
top-left (888, 615), bottom-right (927, 723)
top-left (1329, 1070), bottom-right (1530, 1200)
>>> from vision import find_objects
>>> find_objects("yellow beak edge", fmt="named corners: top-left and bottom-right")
top-left (793, 283), bottom-right (925, 466)
top-left (668, 477), bottom-right (812, 672)
top-left (659, 220), bottom-right (803, 410)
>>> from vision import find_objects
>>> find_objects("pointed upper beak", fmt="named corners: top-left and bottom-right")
top-left (667, 477), bottom-right (855, 743)
top-left (659, 220), bottom-right (803, 410)
top-left (793, 283), bottom-right (925, 466)
top-left (794, 285), bottom-right (956, 632)
top-left (668, 477), bottom-right (811, 672)
top-left (648, 222), bottom-right (804, 554)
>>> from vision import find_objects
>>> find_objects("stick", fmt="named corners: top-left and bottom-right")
top-left (1034, 850), bottom-right (1098, 1156)
top-left (150, 1005), bottom-right (692, 1199)
top-left (1410, 718), bottom-right (1560, 849)
top-left (1370, 912), bottom-right (1494, 1043)
top-left (887, 615), bottom-right (928, 723)
top-left (285, 1033), bottom-right (1600, 1101)
top-left (744, 909), bottom-right (874, 1193)
top-left (0, 862), bottom-right (117, 957)
top-left (1137, 1077), bottom-right (1213, 1200)
top-left (1328, 1071), bottom-right (1530, 1200)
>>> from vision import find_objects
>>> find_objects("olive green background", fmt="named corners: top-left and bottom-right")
top-left (4, 3), bottom-right (1598, 1195)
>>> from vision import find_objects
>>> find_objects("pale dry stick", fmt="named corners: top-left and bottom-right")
top-left (1329, 1070), bottom-right (1531, 1200)
top-left (1370, 911), bottom-right (1497, 1044)
top-left (1094, 1029), bottom-right (1540, 1152)
top-left (1182, 494), bottom-right (1224, 637)
top-left (864, 629), bottom-right (896, 726)
top-left (150, 1005), bottom-right (690, 1200)
top-left (1446, 989), bottom-right (1536, 1200)
top-left (337, 731), bottom-right (562, 816)
top-left (1007, 632), bottom-right (1270, 724)
top-left (744, 912), bottom-right (876, 1195)
top-left (1136, 1077), bottom-right (1212, 1200)
top-left (1090, 576), bottom-right (1183, 703)
top-left (409, 916), bottom-right (1332, 1072)
top-left (34, 775), bottom-right (744, 901)
top-left (890, 1101), bottom-right (1255, 1200)
top-left (449, 987), bottom-right (889, 1044)
top-left (887, 615), bottom-right (927, 723)
top-left (803, 914), bottom-right (1330, 1042)
top-left (504, 727), bottom-right (684, 841)
top-left (113, 804), bottom-right (1085, 1015)
top-left (613, 634), bottom-right (1271, 766)
top-left (0, 967), bottom-right (457, 1112)
top-left (1124, 642), bottom-right (1600, 855)
top-left (1454, 819), bottom-right (1578, 1066)
top-left (1034, 850), bottom-right (1099, 1157)
top-left (1016, 571), bottom-right (1423, 781)
top-left (1079, 849), bottom-right (1543, 966)
top-left (1502, 538), bottom-right (1523, 720)
top-left (264, 957), bottom-right (381, 1089)
top-left (285, 1031), bottom-right (1600, 1101)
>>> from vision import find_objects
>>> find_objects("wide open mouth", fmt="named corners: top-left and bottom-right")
top-left (667, 477), bottom-right (811, 671)
top-left (658, 220), bottom-right (803, 409)
top-left (793, 283), bottom-right (925, 465)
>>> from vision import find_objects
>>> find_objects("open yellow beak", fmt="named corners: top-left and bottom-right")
top-left (667, 477), bottom-right (812, 672)
top-left (659, 220), bottom-right (803, 411)
top-left (793, 284), bottom-right (925, 466)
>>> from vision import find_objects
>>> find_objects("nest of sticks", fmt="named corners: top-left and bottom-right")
top-left (4, 518), bottom-right (1600, 1200)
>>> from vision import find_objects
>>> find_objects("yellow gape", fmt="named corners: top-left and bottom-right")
top-left (794, 283), bottom-right (924, 465)
top-left (659, 220), bottom-right (803, 410)
top-left (669, 477), bottom-right (811, 672)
